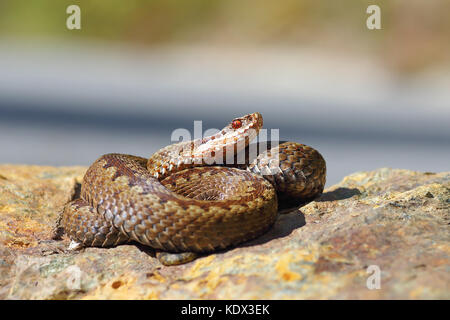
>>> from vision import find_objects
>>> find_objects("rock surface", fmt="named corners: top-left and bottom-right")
top-left (0, 164), bottom-right (448, 299)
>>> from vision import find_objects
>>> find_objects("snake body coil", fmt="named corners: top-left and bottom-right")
top-left (60, 113), bottom-right (326, 257)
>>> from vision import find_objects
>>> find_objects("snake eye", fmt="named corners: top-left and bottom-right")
top-left (232, 120), bottom-right (242, 129)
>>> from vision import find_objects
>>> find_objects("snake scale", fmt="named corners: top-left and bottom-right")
top-left (58, 113), bottom-right (326, 265)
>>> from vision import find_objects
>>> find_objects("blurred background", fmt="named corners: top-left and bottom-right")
top-left (0, 0), bottom-right (449, 186)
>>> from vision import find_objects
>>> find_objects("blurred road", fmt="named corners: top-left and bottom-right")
top-left (1, 41), bottom-right (449, 186)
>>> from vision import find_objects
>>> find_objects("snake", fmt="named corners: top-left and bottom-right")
top-left (58, 112), bottom-right (326, 265)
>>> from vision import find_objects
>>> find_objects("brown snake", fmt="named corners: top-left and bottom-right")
top-left (58, 113), bottom-right (326, 265)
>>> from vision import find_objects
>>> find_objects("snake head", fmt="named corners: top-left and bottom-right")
top-left (228, 112), bottom-right (263, 132)
top-left (193, 112), bottom-right (263, 158)
top-left (150, 113), bottom-right (265, 178)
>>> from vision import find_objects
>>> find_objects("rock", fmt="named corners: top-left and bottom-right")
top-left (0, 165), bottom-right (448, 299)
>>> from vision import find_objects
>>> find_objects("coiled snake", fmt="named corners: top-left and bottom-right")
top-left (58, 113), bottom-right (326, 265)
